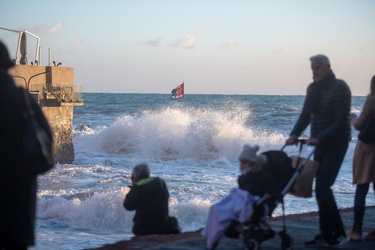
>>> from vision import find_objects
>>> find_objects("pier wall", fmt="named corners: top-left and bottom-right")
top-left (42, 105), bottom-right (75, 164)
top-left (9, 65), bottom-right (82, 164)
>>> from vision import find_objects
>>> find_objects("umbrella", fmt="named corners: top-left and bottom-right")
top-left (20, 31), bottom-right (28, 65)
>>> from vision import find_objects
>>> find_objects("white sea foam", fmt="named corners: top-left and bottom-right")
top-left (73, 107), bottom-right (286, 161)
top-left (170, 198), bottom-right (211, 232)
top-left (37, 187), bottom-right (215, 233)
top-left (38, 188), bottom-right (131, 231)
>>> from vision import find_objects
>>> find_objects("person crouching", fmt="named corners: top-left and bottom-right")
top-left (124, 163), bottom-right (180, 236)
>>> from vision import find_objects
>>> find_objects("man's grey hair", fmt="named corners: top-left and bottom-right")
top-left (132, 164), bottom-right (150, 180)
top-left (310, 54), bottom-right (330, 66)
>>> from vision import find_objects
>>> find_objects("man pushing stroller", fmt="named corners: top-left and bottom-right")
top-left (201, 145), bottom-right (275, 249)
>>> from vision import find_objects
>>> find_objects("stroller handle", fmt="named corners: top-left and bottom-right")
top-left (281, 139), bottom-right (308, 151)
top-left (280, 140), bottom-right (316, 196)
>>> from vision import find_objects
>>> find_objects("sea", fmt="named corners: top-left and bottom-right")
top-left (31, 93), bottom-right (374, 250)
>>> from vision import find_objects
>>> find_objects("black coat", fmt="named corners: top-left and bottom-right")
top-left (124, 177), bottom-right (170, 236)
top-left (290, 71), bottom-right (351, 147)
top-left (0, 69), bottom-right (53, 247)
top-left (238, 169), bottom-right (275, 197)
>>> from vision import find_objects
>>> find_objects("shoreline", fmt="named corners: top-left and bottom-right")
top-left (87, 205), bottom-right (375, 250)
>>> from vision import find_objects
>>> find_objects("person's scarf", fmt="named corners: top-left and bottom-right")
top-left (305, 71), bottom-right (336, 114)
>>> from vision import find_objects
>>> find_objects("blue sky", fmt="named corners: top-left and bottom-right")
top-left (1, 0), bottom-right (374, 95)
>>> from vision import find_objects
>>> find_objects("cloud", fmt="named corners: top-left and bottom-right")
top-left (138, 37), bottom-right (162, 47)
top-left (30, 22), bottom-right (63, 36)
top-left (272, 48), bottom-right (290, 53)
top-left (173, 33), bottom-right (197, 49)
top-left (69, 40), bottom-right (82, 53)
top-left (200, 29), bottom-right (210, 34)
top-left (72, 40), bottom-right (82, 49)
top-left (215, 40), bottom-right (243, 49)
top-left (47, 22), bottom-right (63, 35)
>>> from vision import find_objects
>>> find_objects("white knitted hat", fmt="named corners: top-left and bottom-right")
top-left (239, 145), bottom-right (260, 162)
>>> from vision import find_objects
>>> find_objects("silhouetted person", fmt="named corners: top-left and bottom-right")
top-left (124, 164), bottom-right (179, 236)
top-left (286, 55), bottom-right (351, 247)
top-left (0, 41), bottom-right (54, 250)
top-left (347, 75), bottom-right (375, 241)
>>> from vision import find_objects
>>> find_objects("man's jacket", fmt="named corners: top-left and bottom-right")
top-left (124, 177), bottom-right (170, 235)
top-left (291, 71), bottom-right (351, 147)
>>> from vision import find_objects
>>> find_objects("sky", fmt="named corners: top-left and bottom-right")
top-left (1, 0), bottom-right (374, 95)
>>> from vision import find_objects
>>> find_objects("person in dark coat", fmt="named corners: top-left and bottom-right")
top-left (124, 164), bottom-right (171, 236)
top-left (0, 41), bottom-right (54, 249)
top-left (237, 145), bottom-right (275, 198)
top-left (347, 75), bottom-right (375, 241)
top-left (286, 54), bottom-right (351, 248)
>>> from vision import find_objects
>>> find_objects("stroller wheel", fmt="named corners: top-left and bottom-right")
top-left (243, 238), bottom-right (259, 250)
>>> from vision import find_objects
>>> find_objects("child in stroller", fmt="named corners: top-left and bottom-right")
top-left (202, 144), bottom-right (299, 250)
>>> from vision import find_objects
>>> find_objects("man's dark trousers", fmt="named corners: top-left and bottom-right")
top-left (314, 142), bottom-right (348, 239)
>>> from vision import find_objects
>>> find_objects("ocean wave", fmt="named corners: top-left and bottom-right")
top-left (73, 107), bottom-right (286, 160)
top-left (37, 188), bottom-right (132, 232)
top-left (37, 188), bottom-right (213, 233)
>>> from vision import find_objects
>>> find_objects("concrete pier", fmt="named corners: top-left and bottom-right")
top-left (10, 65), bottom-right (83, 164)
top-left (88, 206), bottom-right (375, 250)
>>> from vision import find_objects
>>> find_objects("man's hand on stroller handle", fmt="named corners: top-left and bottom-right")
top-left (286, 135), bottom-right (298, 145)
top-left (286, 135), bottom-right (319, 146)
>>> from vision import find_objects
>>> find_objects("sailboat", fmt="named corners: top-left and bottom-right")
top-left (170, 82), bottom-right (184, 100)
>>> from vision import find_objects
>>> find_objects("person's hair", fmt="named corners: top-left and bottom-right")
top-left (309, 54), bottom-right (330, 66)
top-left (370, 75), bottom-right (375, 96)
top-left (132, 164), bottom-right (150, 180)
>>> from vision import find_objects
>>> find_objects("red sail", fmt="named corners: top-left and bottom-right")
top-left (171, 82), bottom-right (184, 100)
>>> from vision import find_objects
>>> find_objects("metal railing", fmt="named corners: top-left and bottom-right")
top-left (11, 73), bottom-right (83, 102)
top-left (44, 83), bottom-right (73, 100)
top-left (43, 83), bottom-right (83, 101)
top-left (0, 27), bottom-right (51, 66)
top-left (39, 46), bottom-right (51, 66)
top-left (74, 84), bottom-right (83, 100)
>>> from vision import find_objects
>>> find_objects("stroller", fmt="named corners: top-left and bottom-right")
top-left (239, 140), bottom-right (315, 250)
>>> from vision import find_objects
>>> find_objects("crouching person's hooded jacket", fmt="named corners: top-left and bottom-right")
top-left (124, 177), bottom-right (170, 235)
